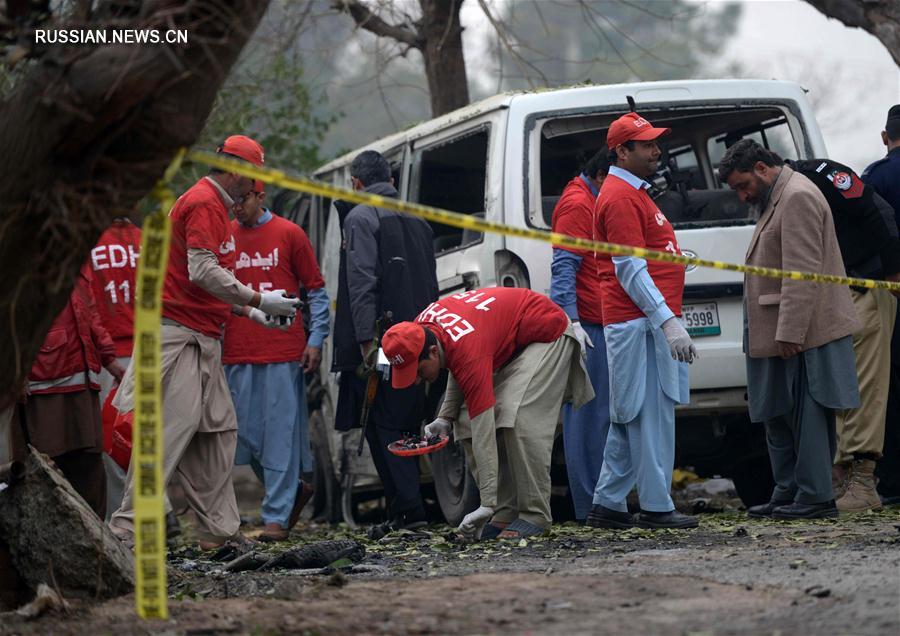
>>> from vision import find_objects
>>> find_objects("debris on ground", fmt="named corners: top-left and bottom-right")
top-left (223, 539), bottom-right (365, 572)
top-left (11, 584), bottom-right (69, 620)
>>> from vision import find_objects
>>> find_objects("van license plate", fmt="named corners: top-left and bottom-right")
top-left (681, 302), bottom-right (720, 337)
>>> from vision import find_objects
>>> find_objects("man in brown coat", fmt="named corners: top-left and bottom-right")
top-left (720, 139), bottom-right (860, 520)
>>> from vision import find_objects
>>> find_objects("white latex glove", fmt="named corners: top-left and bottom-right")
top-left (457, 506), bottom-right (495, 541)
top-left (661, 317), bottom-right (698, 363)
top-left (572, 320), bottom-right (593, 350)
top-left (247, 308), bottom-right (294, 331)
top-left (423, 417), bottom-right (451, 438)
top-left (258, 288), bottom-right (300, 317)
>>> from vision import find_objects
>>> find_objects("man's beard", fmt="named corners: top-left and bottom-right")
top-left (748, 177), bottom-right (773, 219)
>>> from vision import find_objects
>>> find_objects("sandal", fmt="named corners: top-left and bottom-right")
top-left (497, 519), bottom-right (547, 540)
top-left (479, 522), bottom-right (510, 540)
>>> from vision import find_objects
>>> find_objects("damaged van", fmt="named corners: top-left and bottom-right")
top-left (283, 79), bottom-right (827, 524)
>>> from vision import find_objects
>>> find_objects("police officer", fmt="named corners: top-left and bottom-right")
top-left (862, 104), bottom-right (900, 505)
top-left (789, 158), bottom-right (900, 511)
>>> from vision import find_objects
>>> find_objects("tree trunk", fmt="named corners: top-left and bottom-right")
top-left (420, 0), bottom-right (470, 116)
top-left (805, 0), bottom-right (900, 67)
top-left (0, 0), bottom-right (271, 403)
top-left (0, 448), bottom-right (134, 600)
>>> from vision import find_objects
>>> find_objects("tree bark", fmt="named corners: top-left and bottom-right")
top-left (805, 0), bottom-right (900, 67)
top-left (0, 0), bottom-right (271, 403)
top-left (332, 0), bottom-right (470, 117)
top-left (420, 0), bottom-right (469, 116)
top-left (0, 448), bottom-right (134, 600)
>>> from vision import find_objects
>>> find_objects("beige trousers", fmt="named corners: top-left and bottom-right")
top-left (836, 288), bottom-right (898, 462)
top-left (110, 323), bottom-right (240, 542)
top-left (459, 331), bottom-right (585, 529)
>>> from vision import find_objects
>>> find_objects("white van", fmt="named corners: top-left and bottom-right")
top-left (279, 79), bottom-right (828, 524)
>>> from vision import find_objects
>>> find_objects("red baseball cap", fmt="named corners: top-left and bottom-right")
top-left (382, 322), bottom-right (426, 389)
top-left (606, 112), bottom-right (670, 149)
top-left (218, 135), bottom-right (265, 167)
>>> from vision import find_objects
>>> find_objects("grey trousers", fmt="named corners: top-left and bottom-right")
top-left (765, 355), bottom-right (837, 504)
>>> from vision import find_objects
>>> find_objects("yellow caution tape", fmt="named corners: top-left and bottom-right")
top-left (132, 151), bottom-right (182, 619)
top-left (188, 150), bottom-right (900, 293)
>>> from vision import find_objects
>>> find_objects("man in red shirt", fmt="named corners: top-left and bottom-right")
top-left (89, 217), bottom-right (143, 521)
top-left (110, 136), bottom-right (300, 550)
top-left (223, 180), bottom-right (330, 541)
top-left (549, 150), bottom-right (611, 521)
top-left (381, 288), bottom-right (593, 540)
top-left (90, 217), bottom-right (141, 399)
top-left (18, 265), bottom-right (124, 518)
top-left (587, 113), bottom-right (698, 530)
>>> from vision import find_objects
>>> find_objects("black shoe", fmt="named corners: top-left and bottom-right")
top-left (747, 499), bottom-right (793, 518)
top-left (636, 510), bottom-right (699, 529)
top-left (771, 500), bottom-right (838, 520)
top-left (585, 505), bottom-right (634, 529)
top-left (880, 494), bottom-right (900, 506)
top-left (366, 509), bottom-right (427, 540)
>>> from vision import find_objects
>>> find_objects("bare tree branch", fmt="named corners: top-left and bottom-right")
top-left (331, 0), bottom-right (422, 49)
top-left (476, 0), bottom-right (547, 89)
top-left (805, 0), bottom-right (900, 67)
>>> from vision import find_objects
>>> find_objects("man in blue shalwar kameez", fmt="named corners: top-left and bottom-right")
top-left (223, 181), bottom-right (331, 541)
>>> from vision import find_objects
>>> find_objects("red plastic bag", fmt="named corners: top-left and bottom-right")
top-left (110, 409), bottom-right (133, 472)
top-left (101, 387), bottom-right (119, 455)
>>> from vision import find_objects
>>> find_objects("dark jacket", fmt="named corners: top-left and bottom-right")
top-left (862, 147), bottom-right (900, 226)
top-left (332, 181), bottom-right (439, 373)
top-left (790, 158), bottom-right (900, 280)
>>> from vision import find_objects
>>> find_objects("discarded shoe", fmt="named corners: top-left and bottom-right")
top-left (366, 509), bottom-right (427, 540)
top-left (747, 499), bottom-right (793, 518)
top-left (636, 510), bottom-right (699, 529)
top-left (287, 481), bottom-right (315, 530)
top-left (585, 505), bottom-right (634, 529)
top-left (771, 500), bottom-right (838, 520)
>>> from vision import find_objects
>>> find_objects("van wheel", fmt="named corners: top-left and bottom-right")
top-left (309, 410), bottom-right (342, 523)
top-left (431, 438), bottom-right (480, 526)
top-left (730, 455), bottom-right (775, 508)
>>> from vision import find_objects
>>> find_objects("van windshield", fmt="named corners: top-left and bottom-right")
top-left (535, 105), bottom-right (802, 230)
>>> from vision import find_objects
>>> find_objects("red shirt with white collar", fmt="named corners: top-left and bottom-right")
top-left (594, 169), bottom-right (684, 325)
top-left (417, 287), bottom-right (567, 419)
top-left (90, 220), bottom-right (141, 356)
top-left (222, 214), bottom-right (325, 364)
top-left (162, 178), bottom-right (237, 338)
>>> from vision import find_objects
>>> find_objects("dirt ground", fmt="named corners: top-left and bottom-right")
top-left (3, 496), bottom-right (899, 635)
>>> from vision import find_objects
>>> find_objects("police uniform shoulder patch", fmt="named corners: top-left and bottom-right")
top-left (827, 169), bottom-right (864, 199)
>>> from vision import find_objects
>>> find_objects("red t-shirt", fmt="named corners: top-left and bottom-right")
top-left (222, 215), bottom-right (325, 364)
top-left (594, 173), bottom-right (685, 325)
top-left (89, 220), bottom-right (141, 357)
top-left (551, 176), bottom-right (604, 324)
top-left (417, 287), bottom-right (568, 419)
top-left (162, 178), bottom-right (237, 338)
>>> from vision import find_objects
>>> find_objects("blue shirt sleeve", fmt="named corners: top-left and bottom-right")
top-left (306, 287), bottom-right (331, 349)
top-left (550, 248), bottom-right (582, 320)
top-left (612, 256), bottom-right (674, 328)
